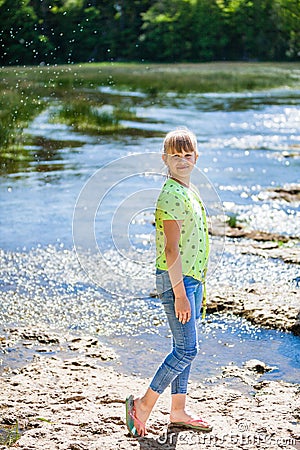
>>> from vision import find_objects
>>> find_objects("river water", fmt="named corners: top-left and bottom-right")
top-left (0, 88), bottom-right (299, 384)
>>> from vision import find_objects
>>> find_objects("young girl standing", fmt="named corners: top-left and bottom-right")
top-left (126, 127), bottom-right (212, 437)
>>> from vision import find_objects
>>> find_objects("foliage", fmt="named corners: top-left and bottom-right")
top-left (217, 0), bottom-right (290, 60)
top-left (0, 0), bottom-right (52, 65)
top-left (0, 421), bottom-right (21, 447)
top-left (0, 87), bottom-right (44, 150)
top-left (227, 214), bottom-right (237, 228)
top-left (0, 0), bottom-right (299, 64)
top-left (52, 100), bottom-right (121, 133)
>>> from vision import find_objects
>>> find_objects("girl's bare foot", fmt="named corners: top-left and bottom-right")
top-left (131, 398), bottom-right (152, 436)
top-left (170, 410), bottom-right (212, 431)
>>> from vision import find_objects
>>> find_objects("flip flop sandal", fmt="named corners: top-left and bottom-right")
top-left (170, 418), bottom-right (213, 432)
top-left (125, 395), bottom-right (147, 437)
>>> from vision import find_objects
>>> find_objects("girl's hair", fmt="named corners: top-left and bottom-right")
top-left (163, 127), bottom-right (198, 155)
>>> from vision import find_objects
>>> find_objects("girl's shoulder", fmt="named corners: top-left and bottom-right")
top-left (162, 178), bottom-right (188, 195)
top-left (158, 179), bottom-right (188, 202)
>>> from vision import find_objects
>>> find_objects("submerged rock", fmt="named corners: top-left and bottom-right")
top-left (209, 216), bottom-right (298, 244)
top-left (240, 243), bottom-right (300, 264)
top-left (243, 359), bottom-right (274, 374)
top-left (221, 360), bottom-right (276, 385)
top-left (290, 311), bottom-right (300, 335)
top-left (265, 185), bottom-right (300, 203)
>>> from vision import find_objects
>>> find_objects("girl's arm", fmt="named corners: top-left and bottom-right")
top-left (163, 219), bottom-right (191, 324)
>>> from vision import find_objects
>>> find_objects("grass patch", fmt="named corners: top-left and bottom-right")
top-left (54, 101), bottom-right (119, 133)
top-left (50, 100), bottom-right (141, 134)
top-left (1, 62), bottom-right (300, 98)
top-left (36, 62), bottom-right (300, 93)
top-left (0, 422), bottom-right (21, 447)
top-left (227, 213), bottom-right (240, 228)
top-left (0, 89), bottom-right (45, 150)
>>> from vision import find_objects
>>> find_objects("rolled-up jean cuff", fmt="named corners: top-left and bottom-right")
top-left (149, 383), bottom-right (164, 395)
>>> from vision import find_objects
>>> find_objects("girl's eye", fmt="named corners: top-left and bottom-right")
top-left (171, 154), bottom-right (193, 160)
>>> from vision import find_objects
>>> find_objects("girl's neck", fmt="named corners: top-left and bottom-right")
top-left (169, 176), bottom-right (190, 188)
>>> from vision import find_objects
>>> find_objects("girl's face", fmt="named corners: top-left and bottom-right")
top-left (163, 149), bottom-right (198, 180)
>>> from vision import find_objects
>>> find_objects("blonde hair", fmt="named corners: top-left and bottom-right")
top-left (163, 127), bottom-right (198, 155)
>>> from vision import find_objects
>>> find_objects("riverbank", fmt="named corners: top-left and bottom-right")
top-left (0, 335), bottom-right (299, 450)
top-left (1, 62), bottom-right (300, 156)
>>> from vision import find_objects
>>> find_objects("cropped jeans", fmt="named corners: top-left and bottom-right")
top-left (149, 269), bottom-right (203, 395)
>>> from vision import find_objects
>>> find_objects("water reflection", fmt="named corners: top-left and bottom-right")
top-left (0, 136), bottom-right (82, 177)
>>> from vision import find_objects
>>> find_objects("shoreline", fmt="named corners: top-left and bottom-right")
top-left (0, 346), bottom-right (299, 449)
top-left (207, 282), bottom-right (300, 335)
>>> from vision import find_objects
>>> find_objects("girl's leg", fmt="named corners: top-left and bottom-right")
top-left (131, 274), bottom-right (201, 434)
top-left (149, 308), bottom-right (198, 394)
top-left (169, 279), bottom-right (202, 396)
top-left (133, 318), bottom-right (196, 435)
top-left (149, 276), bottom-right (199, 395)
top-left (170, 393), bottom-right (188, 422)
top-left (170, 281), bottom-right (206, 424)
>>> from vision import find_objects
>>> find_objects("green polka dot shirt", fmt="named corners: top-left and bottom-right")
top-left (155, 178), bottom-right (210, 282)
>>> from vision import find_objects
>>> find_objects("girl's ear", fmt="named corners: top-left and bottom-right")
top-left (162, 153), bottom-right (167, 165)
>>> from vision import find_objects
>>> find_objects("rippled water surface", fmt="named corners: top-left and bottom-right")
top-left (0, 88), bottom-right (299, 383)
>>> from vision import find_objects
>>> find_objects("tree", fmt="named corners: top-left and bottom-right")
top-left (139, 0), bottom-right (195, 61)
top-left (0, 0), bottom-right (52, 65)
top-left (217, 0), bottom-right (288, 60)
top-left (277, 0), bottom-right (300, 59)
top-left (190, 0), bottom-right (228, 61)
top-left (113, 0), bottom-right (152, 60)
top-left (0, 0), bottom-right (299, 64)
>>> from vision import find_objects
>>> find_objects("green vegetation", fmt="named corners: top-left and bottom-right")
top-left (52, 102), bottom-right (121, 134)
top-left (36, 417), bottom-right (53, 423)
top-left (0, 0), bottom-right (299, 65)
top-left (2, 62), bottom-right (300, 95)
top-left (0, 422), bottom-right (21, 447)
top-left (227, 213), bottom-right (240, 228)
top-left (0, 89), bottom-right (44, 150)
top-left (0, 61), bottom-right (300, 156)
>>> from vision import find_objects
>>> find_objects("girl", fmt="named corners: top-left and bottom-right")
top-left (126, 127), bottom-right (212, 437)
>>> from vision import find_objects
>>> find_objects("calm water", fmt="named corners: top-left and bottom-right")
top-left (0, 88), bottom-right (299, 383)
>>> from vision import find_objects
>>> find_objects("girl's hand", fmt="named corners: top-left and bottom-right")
top-left (175, 296), bottom-right (191, 324)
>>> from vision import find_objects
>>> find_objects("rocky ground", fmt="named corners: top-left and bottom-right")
top-left (207, 281), bottom-right (300, 335)
top-left (206, 184), bottom-right (300, 335)
top-left (209, 184), bottom-right (300, 267)
top-left (0, 335), bottom-right (299, 450)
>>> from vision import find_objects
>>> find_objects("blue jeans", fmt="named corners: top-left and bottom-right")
top-left (149, 269), bottom-right (203, 395)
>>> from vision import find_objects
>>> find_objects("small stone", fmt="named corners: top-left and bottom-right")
top-left (69, 444), bottom-right (85, 450)
top-left (244, 359), bottom-right (274, 374)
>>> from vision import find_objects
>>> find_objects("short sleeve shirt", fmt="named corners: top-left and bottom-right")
top-left (155, 178), bottom-right (209, 281)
